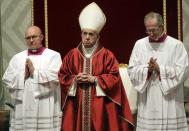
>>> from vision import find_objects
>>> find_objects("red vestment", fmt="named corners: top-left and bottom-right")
top-left (58, 44), bottom-right (134, 131)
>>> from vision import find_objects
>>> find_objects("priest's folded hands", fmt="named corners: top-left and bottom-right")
top-left (76, 73), bottom-right (96, 84)
top-left (148, 57), bottom-right (160, 74)
top-left (25, 58), bottom-right (35, 79)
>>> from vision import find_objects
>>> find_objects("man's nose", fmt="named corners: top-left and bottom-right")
top-left (148, 32), bottom-right (154, 36)
top-left (86, 34), bottom-right (90, 39)
top-left (30, 37), bottom-right (34, 42)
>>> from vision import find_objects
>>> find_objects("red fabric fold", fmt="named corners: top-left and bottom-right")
top-left (58, 44), bottom-right (134, 131)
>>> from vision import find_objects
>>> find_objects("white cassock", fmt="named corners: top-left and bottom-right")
top-left (128, 36), bottom-right (189, 131)
top-left (2, 48), bottom-right (62, 131)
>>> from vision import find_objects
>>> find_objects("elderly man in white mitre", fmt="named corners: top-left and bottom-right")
top-left (58, 2), bottom-right (134, 131)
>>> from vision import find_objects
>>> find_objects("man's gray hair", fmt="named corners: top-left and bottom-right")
top-left (144, 12), bottom-right (164, 27)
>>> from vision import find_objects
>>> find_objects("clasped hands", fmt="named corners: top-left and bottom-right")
top-left (25, 58), bottom-right (35, 79)
top-left (76, 73), bottom-right (96, 84)
top-left (148, 57), bottom-right (160, 74)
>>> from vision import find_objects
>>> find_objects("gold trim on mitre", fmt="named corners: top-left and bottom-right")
top-left (79, 2), bottom-right (106, 34)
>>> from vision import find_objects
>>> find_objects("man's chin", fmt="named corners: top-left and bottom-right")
top-left (28, 46), bottom-right (38, 50)
top-left (29, 47), bottom-right (37, 50)
top-left (29, 45), bottom-right (42, 50)
top-left (83, 43), bottom-right (94, 48)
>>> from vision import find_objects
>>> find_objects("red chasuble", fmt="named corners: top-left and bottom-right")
top-left (58, 43), bottom-right (134, 131)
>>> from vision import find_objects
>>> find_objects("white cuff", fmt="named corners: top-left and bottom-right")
top-left (68, 80), bottom-right (77, 96)
top-left (95, 79), bottom-right (106, 96)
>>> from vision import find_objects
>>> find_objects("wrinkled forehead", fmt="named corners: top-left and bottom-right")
top-left (81, 29), bottom-right (98, 35)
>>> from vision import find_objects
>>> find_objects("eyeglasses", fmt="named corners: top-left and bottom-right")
top-left (25, 34), bottom-right (41, 41)
top-left (145, 27), bottom-right (160, 34)
top-left (146, 28), bottom-right (159, 34)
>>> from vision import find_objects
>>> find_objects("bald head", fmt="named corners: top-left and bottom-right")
top-left (144, 12), bottom-right (164, 27)
top-left (25, 26), bottom-right (44, 49)
top-left (25, 26), bottom-right (42, 36)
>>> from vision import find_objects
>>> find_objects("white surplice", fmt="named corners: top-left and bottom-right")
top-left (128, 36), bottom-right (189, 131)
top-left (2, 48), bottom-right (62, 131)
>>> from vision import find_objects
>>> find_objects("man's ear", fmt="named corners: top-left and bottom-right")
top-left (40, 34), bottom-right (44, 40)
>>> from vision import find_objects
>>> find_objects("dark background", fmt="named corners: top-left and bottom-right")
top-left (34, 0), bottom-right (181, 63)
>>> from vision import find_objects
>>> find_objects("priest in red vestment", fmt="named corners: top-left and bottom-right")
top-left (58, 2), bottom-right (134, 131)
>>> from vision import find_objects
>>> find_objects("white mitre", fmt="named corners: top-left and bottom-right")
top-left (79, 2), bottom-right (106, 34)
